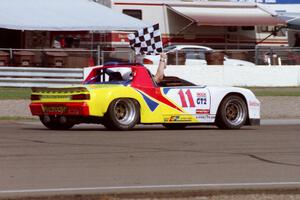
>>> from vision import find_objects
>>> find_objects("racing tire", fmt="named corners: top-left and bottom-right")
top-left (216, 95), bottom-right (248, 129)
top-left (40, 116), bottom-right (75, 130)
top-left (163, 123), bottom-right (187, 130)
top-left (103, 98), bottom-right (140, 131)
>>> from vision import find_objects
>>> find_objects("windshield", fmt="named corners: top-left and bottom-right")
top-left (163, 45), bottom-right (177, 52)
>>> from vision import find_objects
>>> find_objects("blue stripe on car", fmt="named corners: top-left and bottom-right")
top-left (137, 91), bottom-right (159, 112)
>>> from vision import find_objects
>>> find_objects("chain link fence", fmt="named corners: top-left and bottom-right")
top-left (1, 47), bottom-right (300, 68)
top-left (255, 47), bottom-right (300, 65)
top-left (0, 48), bottom-right (135, 68)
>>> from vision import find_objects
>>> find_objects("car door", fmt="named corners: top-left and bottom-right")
top-left (161, 86), bottom-right (213, 123)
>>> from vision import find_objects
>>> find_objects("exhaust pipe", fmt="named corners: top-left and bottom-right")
top-left (43, 116), bottom-right (51, 124)
top-left (59, 116), bottom-right (67, 124)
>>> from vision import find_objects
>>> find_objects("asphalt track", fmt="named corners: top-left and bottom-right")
top-left (0, 120), bottom-right (300, 198)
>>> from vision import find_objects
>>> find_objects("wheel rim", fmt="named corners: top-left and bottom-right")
top-left (113, 99), bottom-right (136, 125)
top-left (224, 99), bottom-right (245, 126)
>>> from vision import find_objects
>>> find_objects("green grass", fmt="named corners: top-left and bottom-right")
top-left (0, 87), bottom-right (31, 100)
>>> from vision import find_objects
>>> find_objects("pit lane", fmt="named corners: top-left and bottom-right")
top-left (0, 120), bottom-right (300, 198)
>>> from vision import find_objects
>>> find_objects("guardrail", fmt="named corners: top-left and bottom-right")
top-left (146, 64), bottom-right (300, 87)
top-left (1, 64), bottom-right (300, 88)
top-left (0, 67), bottom-right (84, 87)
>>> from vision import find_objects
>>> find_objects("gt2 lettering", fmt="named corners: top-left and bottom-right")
top-left (197, 97), bottom-right (207, 105)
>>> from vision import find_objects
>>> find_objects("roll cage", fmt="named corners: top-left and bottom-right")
top-left (83, 63), bottom-right (196, 87)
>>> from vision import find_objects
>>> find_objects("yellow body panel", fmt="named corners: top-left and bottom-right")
top-left (31, 84), bottom-right (197, 123)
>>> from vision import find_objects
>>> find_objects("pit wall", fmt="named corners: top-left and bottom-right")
top-left (145, 65), bottom-right (300, 87)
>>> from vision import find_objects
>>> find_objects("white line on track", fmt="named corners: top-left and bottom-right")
top-left (1, 182), bottom-right (300, 194)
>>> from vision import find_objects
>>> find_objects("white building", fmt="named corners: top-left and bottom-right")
top-left (96, 0), bottom-right (292, 49)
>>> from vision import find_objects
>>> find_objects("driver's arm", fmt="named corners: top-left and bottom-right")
top-left (154, 53), bottom-right (167, 83)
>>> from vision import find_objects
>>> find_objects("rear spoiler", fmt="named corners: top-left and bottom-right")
top-left (31, 87), bottom-right (89, 93)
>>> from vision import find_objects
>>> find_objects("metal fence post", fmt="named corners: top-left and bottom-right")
top-left (129, 51), bottom-right (133, 63)
top-left (97, 45), bottom-right (101, 65)
top-left (269, 47), bottom-right (273, 65)
top-left (176, 50), bottom-right (178, 65)
top-left (101, 51), bottom-right (104, 65)
top-left (9, 48), bottom-right (13, 60)
top-left (255, 46), bottom-right (259, 65)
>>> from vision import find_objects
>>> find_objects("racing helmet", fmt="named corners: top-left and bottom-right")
top-left (122, 71), bottom-right (133, 81)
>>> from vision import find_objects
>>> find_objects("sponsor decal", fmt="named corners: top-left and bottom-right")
top-left (249, 101), bottom-right (260, 107)
top-left (196, 109), bottom-right (210, 114)
top-left (168, 116), bottom-right (180, 122)
top-left (196, 92), bottom-right (207, 105)
top-left (196, 115), bottom-right (215, 120)
top-left (43, 106), bottom-right (67, 114)
top-left (164, 115), bottom-right (193, 122)
top-left (196, 92), bottom-right (206, 97)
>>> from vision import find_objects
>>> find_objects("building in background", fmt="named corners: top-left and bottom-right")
top-left (0, 0), bottom-right (146, 67)
top-left (95, 0), bottom-right (300, 50)
top-left (1, 0), bottom-right (299, 52)
top-left (255, 0), bottom-right (300, 46)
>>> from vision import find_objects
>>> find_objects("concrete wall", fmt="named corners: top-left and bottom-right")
top-left (145, 65), bottom-right (300, 87)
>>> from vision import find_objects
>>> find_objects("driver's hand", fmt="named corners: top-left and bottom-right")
top-left (160, 52), bottom-right (167, 60)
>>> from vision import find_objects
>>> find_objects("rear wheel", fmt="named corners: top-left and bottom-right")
top-left (216, 95), bottom-right (248, 129)
top-left (40, 116), bottom-right (74, 130)
top-left (103, 98), bottom-right (139, 130)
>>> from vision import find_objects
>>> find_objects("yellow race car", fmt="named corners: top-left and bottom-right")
top-left (30, 63), bottom-right (260, 130)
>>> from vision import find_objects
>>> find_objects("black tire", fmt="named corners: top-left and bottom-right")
top-left (103, 98), bottom-right (139, 130)
top-left (163, 123), bottom-right (187, 130)
top-left (216, 95), bottom-right (248, 129)
top-left (40, 116), bottom-right (74, 130)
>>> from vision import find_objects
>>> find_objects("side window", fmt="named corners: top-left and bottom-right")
top-left (181, 48), bottom-right (206, 60)
top-left (241, 26), bottom-right (255, 31)
top-left (257, 26), bottom-right (286, 37)
top-left (122, 9), bottom-right (142, 20)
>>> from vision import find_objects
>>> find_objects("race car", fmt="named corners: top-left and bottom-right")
top-left (29, 63), bottom-right (260, 130)
top-left (143, 45), bottom-right (255, 66)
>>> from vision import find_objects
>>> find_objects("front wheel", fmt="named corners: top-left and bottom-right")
top-left (216, 95), bottom-right (248, 129)
top-left (103, 98), bottom-right (140, 130)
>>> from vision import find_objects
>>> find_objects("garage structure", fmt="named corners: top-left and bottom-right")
top-left (109, 0), bottom-right (286, 49)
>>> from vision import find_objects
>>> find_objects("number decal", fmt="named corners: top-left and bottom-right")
top-left (178, 89), bottom-right (195, 107)
top-left (185, 89), bottom-right (195, 107)
top-left (178, 89), bottom-right (188, 107)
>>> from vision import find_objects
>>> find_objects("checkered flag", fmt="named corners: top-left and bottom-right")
top-left (128, 23), bottom-right (163, 55)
